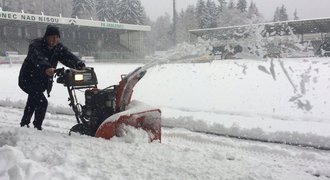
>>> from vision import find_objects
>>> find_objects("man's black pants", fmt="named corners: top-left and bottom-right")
top-left (20, 91), bottom-right (48, 129)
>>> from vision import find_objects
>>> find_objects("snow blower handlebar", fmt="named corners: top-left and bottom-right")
top-left (55, 67), bottom-right (98, 88)
top-left (54, 67), bottom-right (98, 125)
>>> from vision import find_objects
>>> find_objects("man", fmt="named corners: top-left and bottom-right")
top-left (18, 25), bottom-right (85, 130)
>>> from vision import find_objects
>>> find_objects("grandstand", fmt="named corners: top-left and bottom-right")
top-left (0, 9), bottom-right (151, 62)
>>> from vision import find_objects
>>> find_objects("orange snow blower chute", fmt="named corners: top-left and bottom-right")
top-left (55, 66), bottom-right (161, 142)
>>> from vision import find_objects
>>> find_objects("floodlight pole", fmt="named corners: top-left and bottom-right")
top-left (173, 0), bottom-right (177, 45)
top-left (59, 0), bottom-right (63, 15)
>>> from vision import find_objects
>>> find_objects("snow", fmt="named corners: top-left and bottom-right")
top-left (1, 56), bottom-right (330, 179)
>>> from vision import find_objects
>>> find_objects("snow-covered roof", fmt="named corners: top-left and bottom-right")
top-left (0, 10), bottom-right (150, 32)
top-left (190, 17), bottom-right (330, 36)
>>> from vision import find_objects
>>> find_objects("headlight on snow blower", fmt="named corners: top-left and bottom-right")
top-left (74, 74), bottom-right (84, 81)
top-left (63, 68), bottom-right (98, 87)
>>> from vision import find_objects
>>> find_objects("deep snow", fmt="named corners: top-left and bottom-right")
top-left (1, 56), bottom-right (330, 179)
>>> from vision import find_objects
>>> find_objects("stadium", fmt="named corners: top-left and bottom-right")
top-left (0, 9), bottom-right (150, 64)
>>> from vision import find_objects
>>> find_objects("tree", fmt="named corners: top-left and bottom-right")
top-left (247, 1), bottom-right (259, 19)
top-left (145, 13), bottom-right (174, 51)
top-left (217, 6), bottom-right (247, 27)
top-left (117, 0), bottom-right (146, 24)
top-left (196, 0), bottom-right (208, 28)
top-left (236, 0), bottom-right (247, 13)
top-left (293, 8), bottom-right (299, 20)
top-left (72, 0), bottom-right (95, 18)
top-left (96, 0), bottom-right (119, 22)
top-left (205, 0), bottom-right (218, 28)
top-left (273, 7), bottom-right (280, 22)
top-left (1, 0), bottom-right (16, 11)
top-left (228, 0), bottom-right (235, 9)
top-left (176, 5), bottom-right (198, 43)
top-left (217, 0), bottom-right (226, 12)
top-left (279, 4), bottom-right (288, 21)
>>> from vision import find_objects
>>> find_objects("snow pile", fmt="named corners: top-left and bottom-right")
top-left (0, 128), bottom-right (91, 180)
top-left (1, 59), bottom-right (330, 179)
top-left (112, 125), bottom-right (150, 144)
top-left (206, 25), bottom-right (314, 59)
top-left (147, 37), bottom-right (212, 62)
top-left (135, 58), bottom-right (330, 149)
top-left (0, 128), bottom-right (19, 147)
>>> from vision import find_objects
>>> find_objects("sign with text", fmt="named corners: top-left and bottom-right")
top-left (0, 11), bottom-right (150, 32)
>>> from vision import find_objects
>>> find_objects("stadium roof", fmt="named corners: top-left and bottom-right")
top-left (189, 17), bottom-right (330, 36)
top-left (0, 9), bottom-right (150, 32)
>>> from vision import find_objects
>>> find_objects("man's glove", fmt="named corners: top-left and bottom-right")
top-left (76, 61), bottom-right (86, 70)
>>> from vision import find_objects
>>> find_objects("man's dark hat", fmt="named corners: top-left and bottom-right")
top-left (44, 25), bottom-right (60, 38)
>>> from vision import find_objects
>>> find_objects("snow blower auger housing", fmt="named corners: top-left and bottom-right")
top-left (55, 67), bottom-right (161, 142)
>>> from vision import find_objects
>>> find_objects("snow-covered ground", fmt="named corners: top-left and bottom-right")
top-left (1, 57), bottom-right (330, 179)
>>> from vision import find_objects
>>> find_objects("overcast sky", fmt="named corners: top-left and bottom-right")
top-left (140, 0), bottom-right (330, 21)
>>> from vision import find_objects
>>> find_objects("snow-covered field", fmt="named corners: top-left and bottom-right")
top-left (1, 57), bottom-right (330, 179)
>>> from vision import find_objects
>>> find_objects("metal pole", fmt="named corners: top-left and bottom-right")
top-left (173, 0), bottom-right (177, 45)
top-left (41, 0), bottom-right (44, 12)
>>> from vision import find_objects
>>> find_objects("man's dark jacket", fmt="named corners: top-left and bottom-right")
top-left (19, 38), bottom-right (85, 94)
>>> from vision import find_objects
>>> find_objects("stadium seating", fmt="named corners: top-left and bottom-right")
top-left (0, 21), bottom-right (146, 61)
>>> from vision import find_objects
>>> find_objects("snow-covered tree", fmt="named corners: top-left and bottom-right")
top-left (196, 0), bottom-right (208, 28)
top-left (96, 0), bottom-right (119, 22)
top-left (217, 7), bottom-right (247, 27)
top-left (205, 0), bottom-right (218, 28)
top-left (145, 13), bottom-right (174, 51)
top-left (176, 5), bottom-right (198, 43)
top-left (228, 0), bottom-right (235, 9)
top-left (117, 0), bottom-right (146, 24)
top-left (247, 1), bottom-right (260, 19)
top-left (217, 0), bottom-right (226, 12)
top-left (236, 0), bottom-right (247, 13)
top-left (0, 0), bottom-right (11, 11)
top-left (274, 5), bottom-right (288, 22)
top-left (279, 4), bottom-right (288, 21)
top-left (71, 0), bottom-right (95, 18)
top-left (273, 7), bottom-right (280, 22)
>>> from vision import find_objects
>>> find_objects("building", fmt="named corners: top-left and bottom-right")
top-left (0, 9), bottom-right (151, 62)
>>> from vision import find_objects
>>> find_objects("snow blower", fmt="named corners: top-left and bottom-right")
top-left (55, 67), bottom-right (161, 142)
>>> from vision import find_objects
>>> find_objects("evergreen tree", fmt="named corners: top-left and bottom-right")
top-left (228, 0), bottom-right (235, 9)
top-left (279, 4), bottom-right (288, 21)
top-left (217, 6), bottom-right (247, 27)
top-left (196, 0), bottom-right (208, 28)
top-left (247, 1), bottom-right (259, 19)
top-left (217, 0), bottom-right (227, 12)
top-left (1, 0), bottom-right (14, 11)
top-left (117, 0), bottom-right (145, 24)
top-left (146, 13), bottom-right (174, 51)
top-left (293, 8), bottom-right (299, 20)
top-left (205, 0), bottom-right (218, 28)
top-left (273, 7), bottom-right (280, 22)
top-left (176, 5), bottom-right (198, 43)
top-left (72, 0), bottom-right (95, 18)
top-left (96, 0), bottom-right (119, 22)
top-left (236, 0), bottom-right (247, 13)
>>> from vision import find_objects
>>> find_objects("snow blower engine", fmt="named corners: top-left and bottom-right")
top-left (55, 67), bottom-right (161, 142)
